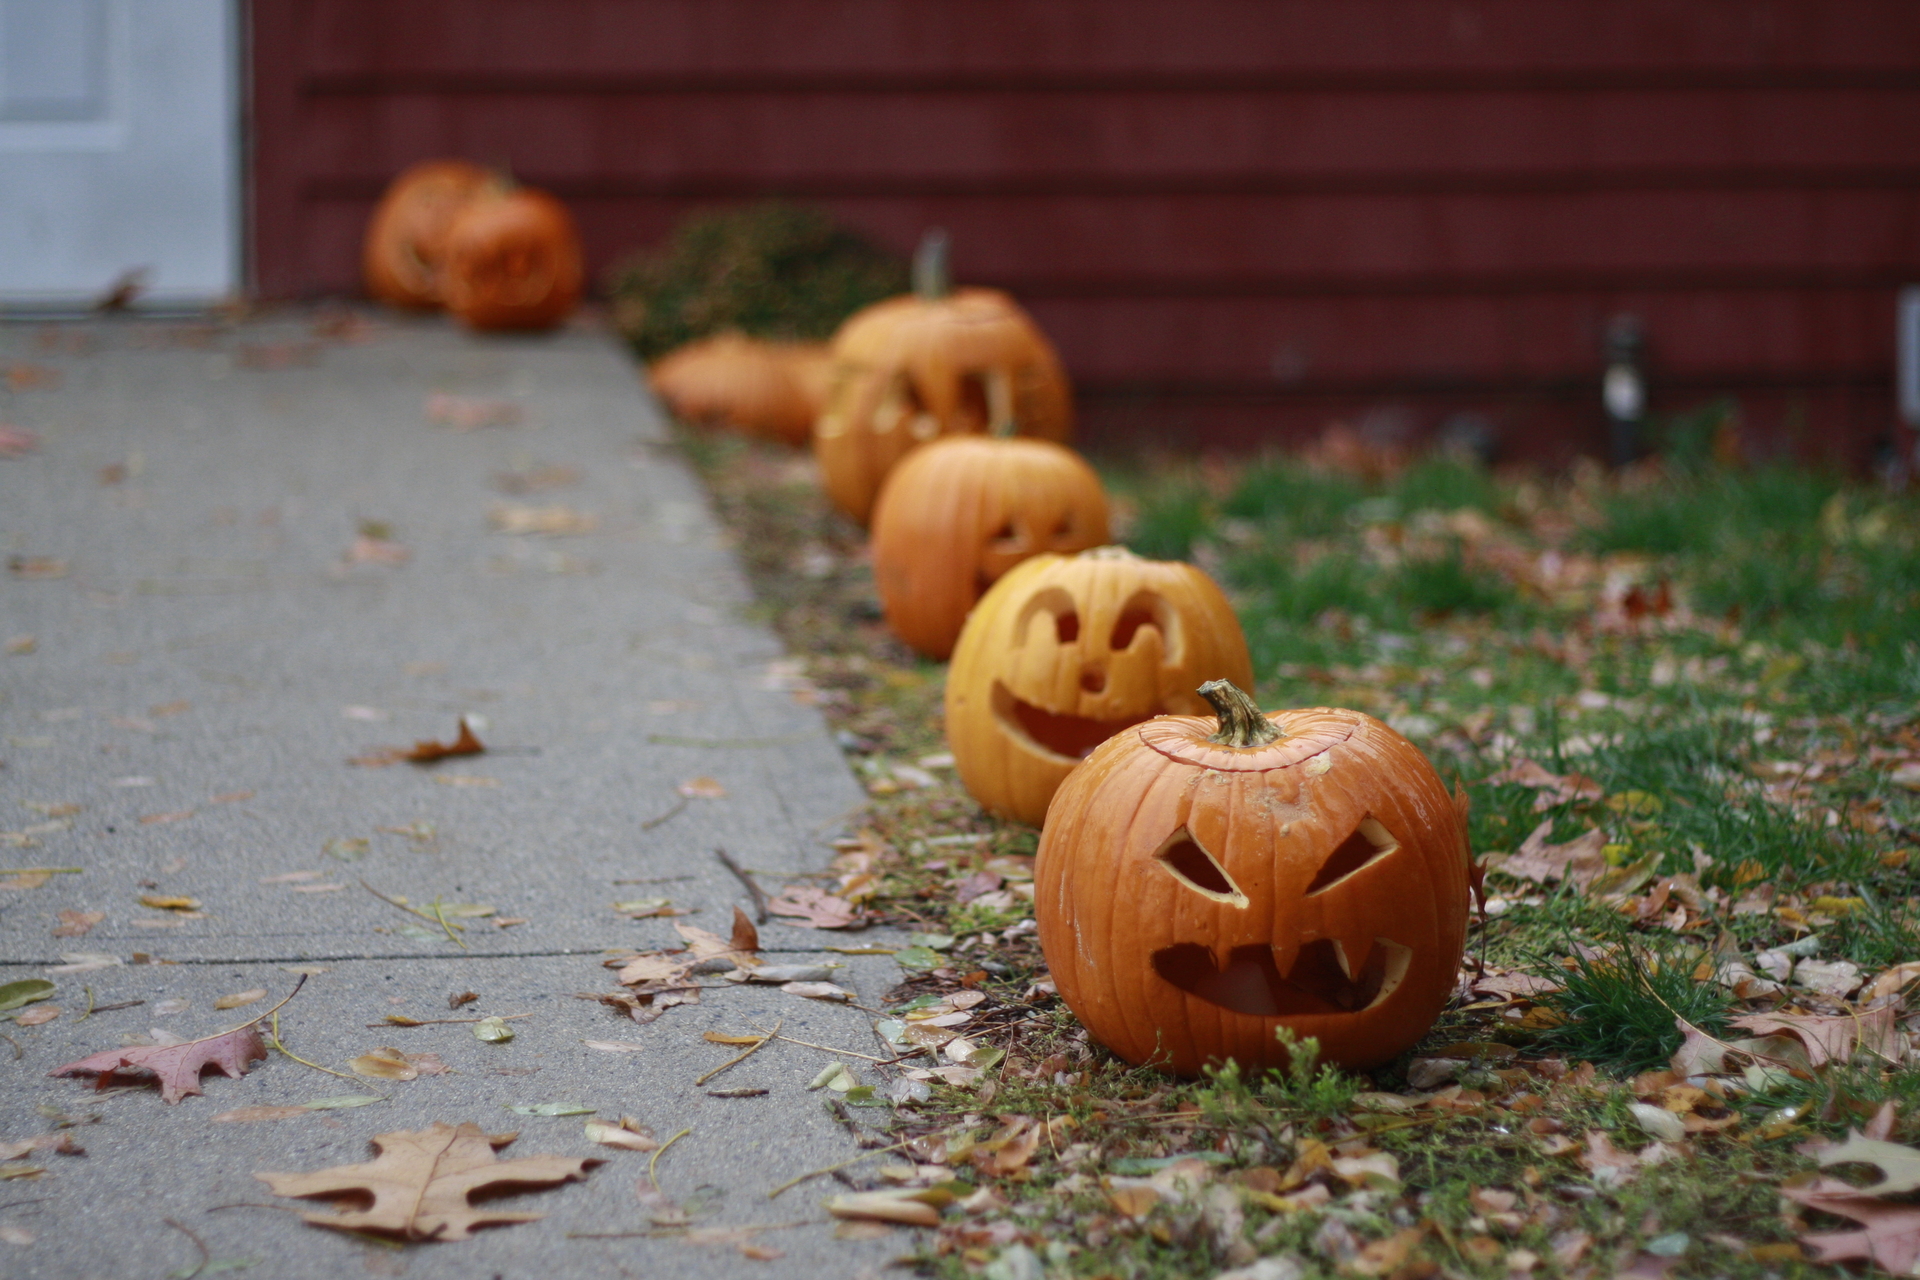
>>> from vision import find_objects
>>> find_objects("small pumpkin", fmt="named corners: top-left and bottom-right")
top-left (649, 333), bottom-right (833, 446)
top-left (813, 231), bottom-right (1073, 525)
top-left (1035, 679), bottom-right (1471, 1075)
top-left (871, 435), bottom-right (1110, 660)
top-left (945, 546), bottom-right (1253, 826)
top-left (363, 160), bottom-right (493, 309)
top-left (440, 185), bottom-right (584, 332)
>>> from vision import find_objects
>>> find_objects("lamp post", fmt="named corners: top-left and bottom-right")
top-left (1602, 315), bottom-right (1646, 467)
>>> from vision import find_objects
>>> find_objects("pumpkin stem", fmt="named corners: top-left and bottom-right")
top-left (1198, 679), bottom-right (1283, 748)
top-left (913, 228), bottom-right (951, 301)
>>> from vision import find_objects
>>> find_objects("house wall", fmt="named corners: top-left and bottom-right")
top-left (248, 0), bottom-right (1920, 463)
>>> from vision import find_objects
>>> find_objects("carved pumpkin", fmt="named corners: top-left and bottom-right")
top-left (363, 160), bottom-right (493, 309)
top-left (813, 231), bottom-right (1073, 525)
top-left (945, 547), bottom-right (1253, 826)
top-left (1036, 680), bottom-right (1471, 1075)
top-left (872, 436), bottom-right (1110, 660)
top-left (440, 186), bottom-right (584, 332)
top-left (649, 333), bottom-right (833, 446)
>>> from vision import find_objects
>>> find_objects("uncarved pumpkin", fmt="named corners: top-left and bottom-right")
top-left (813, 232), bottom-right (1072, 525)
top-left (363, 160), bottom-right (493, 309)
top-left (649, 333), bottom-right (833, 446)
top-left (1035, 680), bottom-right (1471, 1075)
top-left (871, 436), bottom-right (1110, 660)
top-left (440, 186), bottom-right (583, 332)
top-left (945, 546), bottom-right (1252, 826)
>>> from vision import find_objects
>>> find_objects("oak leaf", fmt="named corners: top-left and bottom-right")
top-left (1782, 1177), bottom-right (1920, 1273)
top-left (257, 1121), bottom-right (596, 1240)
top-left (1732, 1006), bottom-right (1905, 1069)
top-left (1491, 821), bottom-right (1609, 888)
top-left (50, 1025), bottom-right (266, 1103)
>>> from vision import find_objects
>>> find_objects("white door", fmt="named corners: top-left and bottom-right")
top-left (0, 0), bottom-right (238, 308)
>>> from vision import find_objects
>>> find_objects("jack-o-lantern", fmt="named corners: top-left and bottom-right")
top-left (1035, 680), bottom-right (1471, 1075)
top-left (945, 547), bottom-right (1252, 826)
top-left (813, 231), bottom-right (1073, 525)
top-left (871, 436), bottom-right (1110, 660)
top-left (363, 160), bottom-right (492, 309)
top-left (440, 185), bottom-right (583, 332)
top-left (649, 333), bottom-right (833, 446)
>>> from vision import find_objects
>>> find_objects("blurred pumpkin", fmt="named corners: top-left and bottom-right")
top-left (363, 160), bottom-right (493, 309)
top-left (813, 231), bottom-right (1072, 525)
top-left (649, 332), bottom-right (833, 446)
top-left (1036, 679), bottom-right (1471, 1075)
top-left (945, 546), bottom-right (1252, 826)
top-left (440, 186), bottom-right (583, 331)
top-left (871, 435), bottom-right (1109, 660)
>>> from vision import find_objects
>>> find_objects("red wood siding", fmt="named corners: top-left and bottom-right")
top-left (248, 1), bottom-right (1920, 463)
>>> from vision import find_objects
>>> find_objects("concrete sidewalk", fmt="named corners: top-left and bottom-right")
top-left (0, 311), bottom-right (908, 1279)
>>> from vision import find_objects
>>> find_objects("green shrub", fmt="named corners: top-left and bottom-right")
top-left (606, 202), bottom-right (907, 360)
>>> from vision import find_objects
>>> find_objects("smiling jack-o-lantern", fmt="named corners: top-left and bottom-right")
top-left (945, 547), bottom-right (1253, 826)
top-left (363, 160), bottom-right (493, 309)
top-left (813, 231), bottom-right (1073, 525)
top-left (1035, 680), bottom-right (1471, 1075)
top-left (871, 435), bottom-right (1110, 660)
top-left (440, 185), bottom-right (583, 332)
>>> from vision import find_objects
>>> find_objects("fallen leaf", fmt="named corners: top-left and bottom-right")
top-left (676, 776), bottom-right (726, 799)
top-left (1813, 1131), bottom-right (1920, 1194)
top-left (1491, 821), bottom-right (1610, 888)
top-left (1731, 1007), bottom-right (1905, 1068)
top-left (214, 988), bottom-right (268, 1011)
top-left (426, 393), bottom-right (523, 430)
top-left (15, 1006), bottom-right (59, 1027)
top-left (1793, 958), bottom-right (1864, 1000)
top-left (1783, 1177), bottom-right (1920, 1273)
top-left (256, 1122), bottom-right (596, 1240)
top-left (0, 980), bottom-right (56, 1012)
top-left (46, 953), bottom-right (119, 974)
top-left (433, 775), bottom-right (498, 788)
top-left (138, 895), bottom-right (201, 911)
top-left (1578, 1130), bottom-right (1640, 1187)
top-left (507, 1102), bottom-right (593, 1117)
top-left (584, 1119), bottom-right (657, 1151)
top-left (138, 811), bottom-right (194, 826)
top-left (824, 1188), bottom-right (944, 1227)
top-left (0, 1226), bottom-right (31, 1246)
top-left (8, 556), bottom-right (68, 580)
top-left (212, 1106), bottom-right (311, 1124)
top-left (51, 910), bottom-right (104, 938)
top-left (582, 1040), bottom-right (646, 1054)
top-left (0, 425), bottom-right (39, 457)
top-left (51, 1024), bottom-right (267, 1103)
top-left (782, 982), bottom-right (855, 1002)
top-left (0, 1133), bottom-right (81, 1161)
top-left (350, 1047), bottom-right (448, 1081)
top-left (767, 886), bottom-right (863, 929)
top-left (473, 1017), bottom-right (514, 1043)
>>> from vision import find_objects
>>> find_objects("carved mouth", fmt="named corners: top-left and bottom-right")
top-left (991, 680), bottom-right (1155, 762)
top-left (1151, 937), bottom-right (1411, 1017)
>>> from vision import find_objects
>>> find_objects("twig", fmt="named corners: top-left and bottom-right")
top-left (78, 986), bottom-right (95, 1022)
top-left (757, 1030), bottom-right (886, 1063)
top-left (612, 875), bottom-right (694, 885)
top-left (568, 1219), bottom-right (810, 1240)
top-left (647, 1127), bottom-right (692, 1192)
top-left (713, 848), bottom-right (770, 923)
top-left (358, 879), bottom-right (468, 949)
top-left (0, 1033), bottom-right (20, 1061)
top-left (0, 868), bottom-right (82, 876)
top-left (766, 1139), bottom-right (914, 1199)
top-left (368, 1013), bottom-right (534, 1028)
top-left (0, 1198), bottom-right (47, 1213)
top-left (268, 1007), bottom-right (358, 1082)
top-left (164, 1217), bottom-right (211, 1280)
top-left (695, 1018), bottom-right (782, 1086)
top-left (640, 796), bottom-right (688, 831)
top-left (428, 899), bottom-right (465, 949)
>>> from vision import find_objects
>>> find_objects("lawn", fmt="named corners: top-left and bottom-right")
top-left (680, 424), bottom-right (1920, 1280)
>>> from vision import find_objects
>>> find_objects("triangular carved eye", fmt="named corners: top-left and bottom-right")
top-left (1305, 815), bottom-right (1399, 895)
top-left (1154, 827), bottom-right (1247, 907)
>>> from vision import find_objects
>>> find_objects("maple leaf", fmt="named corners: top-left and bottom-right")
top-left (1783, 1177), bottom-right (1920, 1272)
top-left (50, 1025), bottom-right (266, 1104)
top-left (766, 885), bottom-right (863, 929)
top-left (257, 1122), bottom-right (597, 1240)
top-left (1732, 1006), bottom-right (1906, 1069)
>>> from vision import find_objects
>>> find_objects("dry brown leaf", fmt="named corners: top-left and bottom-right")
top-left (138, 894), bottom-right (201, 911)
top-left (766, 886), bottom-right (862, 929)
top-left (257, 1121), bottom-right (596, 1240)
top-left (1491, 821), bottom-right (1609, 888)
top-left (730, 905), bottom-right (760, 954)
top-left (488, 504), bottom-right (597, 536)
top-left (214, 988), bottom-right (268, 1011)
top-left (1485, 758), bottom-right (1604, 810)
top-left (1783, 1177), bottom-right (1920, 1272)
top-left (212, 1106), bottom-right (310, 1124)
top-left (583, 1118), bottom-right (657, 1152)
top-left (824, 1189), bottom-right (943, 1227)
top-left (51, 910), bottom-right (103, 938)
top-left (676, 776), bottom-right (726, 799)
top-left (426, 393), bottom-right (523, 430)
top-left (1732, 1006), bottom-right (1906, 1069)
top-left (51, 1024), bottom-right (267, 1103)
top-left (15, 1006), bottom-right (59, 1026)
top-left (0, 1133), bottom-right (81, 1161)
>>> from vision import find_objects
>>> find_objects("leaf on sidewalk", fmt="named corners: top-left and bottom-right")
top-left (256, 1121), bottom-right (597, 1240)
top-left (351, 718), bottom-right (485, 768)
top-left (51, 910), bottom-right (104, 938)
top-left (766, 886), bottom-right (863, 929)
top-left (50, 1024), bottom-right (267, 1103)
top-left (350, 1047), bottom-right (450, 1081)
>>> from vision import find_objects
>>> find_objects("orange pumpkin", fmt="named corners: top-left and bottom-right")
top-left (813, 232), bottom-right (1072, 525)
top-left (649, 333), bottom-right (833, 446)
top-left (1035, 680), bottom-right (1471, 1075)
top-left (363, 160), bottom-right (493, 309)
top-left (945, 547), bottom-right (1252, 826)
top-left (871, 436), bottom-right (1110, 660)
top-left (440, 186), bottom-right (584, 332)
